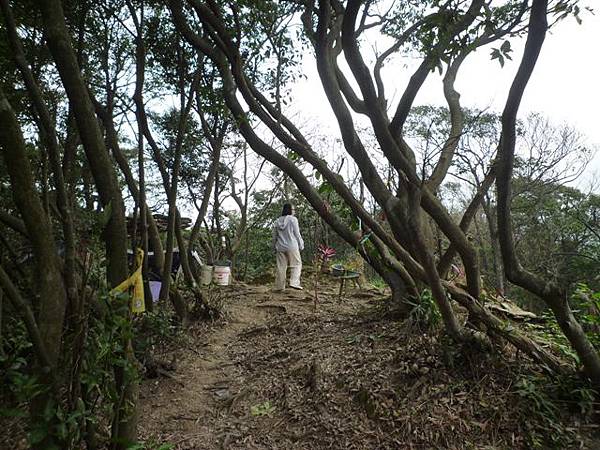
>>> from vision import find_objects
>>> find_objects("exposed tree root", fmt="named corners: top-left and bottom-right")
top-left (444, 282), bottom-right (570, 375)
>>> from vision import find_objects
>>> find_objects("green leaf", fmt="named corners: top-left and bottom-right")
top-left (126, 444), bottom-right (145, 450)
top-left (318, 182), bottom-right (334, 195)
top-left (28, 428), bottom-right (47, 445)
top-left (490, 48), bottom-right (505, 67)
top-left (158, 444), bottom-right (175, 450)
top-left (251, 401), bottom-right (276, 416)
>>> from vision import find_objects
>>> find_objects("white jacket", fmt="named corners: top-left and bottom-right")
top-left (272, 215), bottom-right (304, 252)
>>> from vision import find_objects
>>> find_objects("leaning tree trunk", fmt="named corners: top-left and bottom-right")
top-left (158, 56), bottom-right (199, 324)
top-left (1, 0), bottom-right (78, 308)
top-left (34, 0), bottom-right (128, 287)
top-left (406, 186), bottom-right (463, 339)
top-left (34, 0), bottom-right (138, 445)
top-left (0, 89), bottom-right (67, 450)
top-left (495, 0), bottom-right (600, 385)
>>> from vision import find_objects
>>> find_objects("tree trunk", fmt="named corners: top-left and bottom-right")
top-left (96, 102), bottom-right (165, 271)
top-left (159, 58), bottom-right (196, 319)
top-left (495, 0), bottom-right (600, 385)
top-left (407, 187), bottom-right (462, 339)
top-left (34, 0), bottom-right (137, 445)
top-left (0, 89), bottom-right (67, 449)
top-left (483, 199), bottom-right (505, 295)
top-left (34, 0), bottom-right (128, 286)
top-left (1, 0), bottom-right (79, 310)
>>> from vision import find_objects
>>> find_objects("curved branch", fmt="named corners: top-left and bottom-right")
top-left (35, 0), bottom-right (128, 286)
top-left (426, 51), bottom-right (468, 191)
top-left (496, 0), bottom-right (600, 384)
top-left (389, 0), bottom-right (485, 138)
top-left (438, 162), bottom-right (497, 275)
top-left (335, 65), bottom-right (367, 114)
top-left (341, 0), bottom-right (419, 181)
top-left (373, 16), bottom-right (433, 103)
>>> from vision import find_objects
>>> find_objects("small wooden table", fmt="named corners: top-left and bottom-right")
top-left (335, 270), bottom-right (362, 299)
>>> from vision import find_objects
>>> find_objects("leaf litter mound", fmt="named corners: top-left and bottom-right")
top-left (139, 278), bottom-right (600, 449)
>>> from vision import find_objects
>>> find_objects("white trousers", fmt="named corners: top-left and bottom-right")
top-left (274, 249), bottom-right (302, 290)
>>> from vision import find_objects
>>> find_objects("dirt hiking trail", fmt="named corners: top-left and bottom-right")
top-left (138, 281), bottom-right (598, 450)
top-left (139, 282), bottom-right (383, 449)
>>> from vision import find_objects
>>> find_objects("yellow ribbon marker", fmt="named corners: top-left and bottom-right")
top-left (110, 248), bottom-right (145, 313)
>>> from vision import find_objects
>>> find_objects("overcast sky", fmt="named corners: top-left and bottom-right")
top-left (288, 3), bottom-right (600, 190)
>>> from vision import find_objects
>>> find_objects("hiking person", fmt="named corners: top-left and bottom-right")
top-left (272, 203), bottom-right (304, 291)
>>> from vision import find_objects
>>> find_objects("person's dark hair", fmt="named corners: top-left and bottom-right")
top-left (281, 203), bottom-right (293, 216)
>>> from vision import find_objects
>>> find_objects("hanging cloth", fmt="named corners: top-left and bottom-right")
top-left (110, 248), bottom-right (145, 313)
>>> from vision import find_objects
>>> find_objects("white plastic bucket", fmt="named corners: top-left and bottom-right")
top-left (213, 265), bottom-right (231, 286)
top-left (149, 281), bottom-right (161, 302)
top-left (200, 265), bottom-right (213, 285)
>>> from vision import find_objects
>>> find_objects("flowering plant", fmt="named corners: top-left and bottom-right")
top-left (313, 245), bottom-right (336, 311)
top-left (317, 244), bottom-right (336, 261)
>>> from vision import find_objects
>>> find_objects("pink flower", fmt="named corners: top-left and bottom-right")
top-left (317, 244), bottom-right (336, 261)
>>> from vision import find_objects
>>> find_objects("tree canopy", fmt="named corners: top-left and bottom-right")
top-left (0, 0), bottom-right (598, 448)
